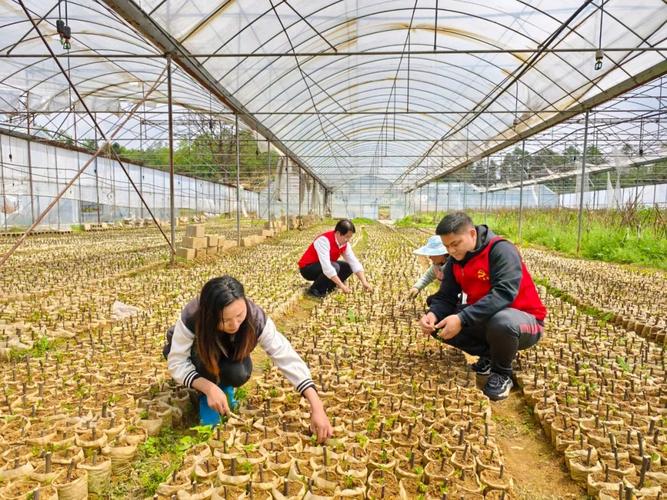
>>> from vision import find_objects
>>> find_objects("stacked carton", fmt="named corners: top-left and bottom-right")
top-left (265, 220), bottom-right (287, 233)
top-left (219, 239), bottom-right (237, 251)
top-left (176, 224), bottom-right (235, 260)
top-left (241, 234), bottom-right (264, 247)
top-left (177, 224), bottom-right (207, 260)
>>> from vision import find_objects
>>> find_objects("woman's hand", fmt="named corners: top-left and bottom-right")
top-left (310, 407), bottom-right (334, 443)
top-left (303, 387), bottom-right (333, 443)
top-left (205, 385), bottom-right (231, 416)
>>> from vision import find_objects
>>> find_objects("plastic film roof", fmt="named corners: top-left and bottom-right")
top-left (1, 0), bottom-right (666, 191)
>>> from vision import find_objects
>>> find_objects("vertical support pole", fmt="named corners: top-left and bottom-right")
top-left (0, 137), bottom-right (6, 231)
top-left (77, 114), bottom-right (83, 224)
top-left (298, 166), bottom-right (302, 220)
top-left (235, 113), bottom-right (241, 246)
top-left (485, 156), bottom-right (490, 224)
top-left (26, 95), bottom-right (35, 224)
top-left (139, 116), bottom-right (144, 220)
top-left (94, 115), bottom-right (101, 224)
top-left (419, 186), bottom-right (423, 213)
top-left (167, 55), bottom-right (176, 264)
top-left (462, 177), bottom-right (467, 210)
top-left (111, 135), bottom-right (116, 221)
top-left (54, 143), bottom-right (61, 229)
top-left (576, 110), bottom-right (590, 255)
top-left (447, 182), bottom-right (450, 212)
top-left (518, 140), bottom-right (525, 244)
top-left (64, 109), bottom-right (73, 229)
top-left (435, 181), bottom-right (439, 215)
top-left (138, 164), bottom-right (143, 221)
top-left (267, 139), bottom-right (271, 225)
top-left (286, 159), bottom-right (290, 230)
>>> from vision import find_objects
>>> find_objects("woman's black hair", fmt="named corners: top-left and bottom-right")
top-left (195, 276), bottom-right (257, 381)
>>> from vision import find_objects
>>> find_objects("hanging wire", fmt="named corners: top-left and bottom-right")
top-left (595, 1), bottom-right (604, 70)
top-left (56, 0), bottom-right (72, 50)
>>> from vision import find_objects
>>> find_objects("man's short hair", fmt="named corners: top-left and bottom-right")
top-left (436, 212), bottom-right (474, 235)
top-left (334, 219), bottom-right (356, 235)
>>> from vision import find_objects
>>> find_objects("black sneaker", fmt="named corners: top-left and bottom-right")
top-left (306, 287), bottom-right (325, 298)
top-left (483, 372), bottom-right (514, 401)
top-left (470, 356), bottom-right (492, 376)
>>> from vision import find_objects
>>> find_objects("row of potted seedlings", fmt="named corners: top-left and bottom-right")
top-left (515, 289), bottom-right (666, 498)
top-left (522, 248), bottom-right (666, 344)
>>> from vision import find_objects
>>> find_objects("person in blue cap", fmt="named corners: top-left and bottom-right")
top-left (163, 276), bottom-right (333, 442)
top-left (408, 235), bottom-right (449, 303)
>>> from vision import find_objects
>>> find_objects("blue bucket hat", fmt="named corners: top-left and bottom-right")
top-left (413, 235), bottom-right (447, 256)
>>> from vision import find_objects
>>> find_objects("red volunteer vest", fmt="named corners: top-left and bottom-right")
top-left (452, 236), bottom-right (546, 321)
top-left (298, 231), bottom-right (347, 269)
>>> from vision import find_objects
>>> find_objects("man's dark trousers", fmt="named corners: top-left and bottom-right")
top-left (300, 260), bottom-right (352, 295)
top-left (442, 307), bottom-right (543, 375)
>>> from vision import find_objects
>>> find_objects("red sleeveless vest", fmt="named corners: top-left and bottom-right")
top-left (298, 231), bottom-right (347, 268)
top-left (451, 237), bottom-right (546, 321)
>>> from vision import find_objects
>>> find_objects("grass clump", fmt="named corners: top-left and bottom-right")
top-left (396, 207), bottom-right (667, 270)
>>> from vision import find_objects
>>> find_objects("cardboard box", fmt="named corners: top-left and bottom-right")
top-left (206, 247), bottom-right (218, 255)
top-left (186, 224), bottom-right (205, 238)
top-left (207, 235), bottom-right (219, 247)
top-left (195, 248), bottom-right (207, 259)
top-left (182, 236), bottom-right (207, 249)
top-left (176, 248), bottom-right (195, 260)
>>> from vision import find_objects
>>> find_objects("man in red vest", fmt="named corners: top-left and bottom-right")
top-left (299, 219), bottom-right (373, 298)
top-left (419, 212), bottom-right (546, 401)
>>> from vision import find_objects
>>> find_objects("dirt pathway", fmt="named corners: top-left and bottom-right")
top-left (488, 388), bottom-right (586, 499)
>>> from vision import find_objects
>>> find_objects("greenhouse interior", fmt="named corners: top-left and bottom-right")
top-left (0, 1), bottom-right (666, 499)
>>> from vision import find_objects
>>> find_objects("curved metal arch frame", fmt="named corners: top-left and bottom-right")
top-left (241, 50), bottom-right (516, 113)
top-left (410, 49), bottom-right (667, 186)
top-left (281, 113), bottom-right (485, 165)
top-left (263, 65), bottom-right (524, 143)
top-left (398, 3), bottom-right (660, 187)
top-left (201, 4), bottom-right (623, 183)
top-left (204, 2), bottom-right (606, 116)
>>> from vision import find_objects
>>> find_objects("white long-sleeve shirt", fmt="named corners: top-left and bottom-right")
top-left (313, 235), bottom-right (363, 278)
top-left (167, 314), bottom-right (315, 395)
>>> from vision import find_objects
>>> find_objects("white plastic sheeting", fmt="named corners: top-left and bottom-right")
top-left (0, 132), bottom-right (259, 229)
top-left (560, 182), bottom-right (667, 209)
top-left (406, 182), bottom-right (559, 213)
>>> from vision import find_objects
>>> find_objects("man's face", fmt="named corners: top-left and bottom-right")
top-left (440, 226), bottom-right (477, 261)
top-left (335, 231), bottom-right (354, 245)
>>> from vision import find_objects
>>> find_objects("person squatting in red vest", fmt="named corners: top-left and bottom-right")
top-left (419, 212), bottom-right (547, 401)
top-left (298, 219), bottom-right (373, 298)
